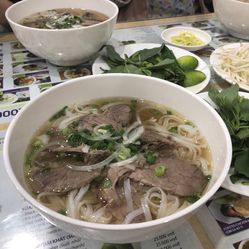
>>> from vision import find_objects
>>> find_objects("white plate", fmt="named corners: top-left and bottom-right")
top-left (0, 93), bottom-right (18, 105)
top-left (92, 43), bottom-right (211, 94)
top-left (210, 43), bottom-right (249, 92)
top-left (161, 26), bottom-right (211, 52)
top-left (198, 91), bottom-right (249, 197)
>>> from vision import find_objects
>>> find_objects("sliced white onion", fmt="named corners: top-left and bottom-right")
top-left (66, 189), bottom-right (78, 218)
top-left (80, 132), bottom-right (120, 141)
top-left (123, 207), bottom-right (144, 224)
top-left (145, 187), bottom-right (167, 219)
top-left (123, 121), bottom-right (140, 141)
top-left (73, 104), bottom-right (98, 114)
top-left (141, 197), bottom-right (152, 221)
top-left (124, 178), bottom-right (133, 212)
top-left (58, 113), bottom-right (87, 130)
top-left (123, 126), bottom-right (144, 145)
top-left (89, 206), bottom-right (110, 223)
top-left (110, 155), bottom-right (138, 167)
top-left (66, 185), bottom-right (89, 219)
top-left (93, 124), bottom-right (111, 136)
top-left (101, 102), bottom-right (128, 112)
top-left (81, 144), bottom-right (90, 153)
top-left (74, 184), bottom-right (89, 205)
top-left (66, 152), bottom-right (117, 171)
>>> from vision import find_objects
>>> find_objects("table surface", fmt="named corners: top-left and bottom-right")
top-left (0, 13), bottom-right (246, 249)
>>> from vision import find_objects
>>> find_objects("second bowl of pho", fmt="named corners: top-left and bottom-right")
top-left (6, 0), bottom-right (118, 66)
top-left (3, 74), bottom-right (232, 243)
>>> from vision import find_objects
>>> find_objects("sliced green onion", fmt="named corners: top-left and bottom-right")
top-left (154, 165), bottom-right (166, 177)
top-left (103, 178), bottom-right (112, 188)
top-left (62, 127), bottom-right (72, 137)
top-left (116, 146), bottom-right (131, 161)
top-left (58, 209), bottom-right (67, 215)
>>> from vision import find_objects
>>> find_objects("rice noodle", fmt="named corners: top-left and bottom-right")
top-left (144, 187), bottom-right (182, 219)
top-left (136, 106), bottom-right (164, 124)
top-left (144, 122), bottom-right (203, 161)
top-left (195, 157), bottom-right (211, 176)
top-left (124, 178), bottom-right (134, 212)
top-left (123, 207), bottom-right (144, 224)
top-left (158, 114), bottom-right (185, 129)
top-left (145, 187), bottom-right (168, 218)
top-left (66, 185), bottom-right (89, 218)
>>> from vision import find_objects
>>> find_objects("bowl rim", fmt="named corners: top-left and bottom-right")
top-left (5, 0), bottom-right (119, 32)
top-left (3, 73), bottom-right (232, 231)
top-left (217, 0), bottom-right (249, 5)
top-left (161, 26), bottom-right (212, 49)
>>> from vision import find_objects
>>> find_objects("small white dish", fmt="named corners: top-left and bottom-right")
top-left (210, 42), bottom-right (249, 92)
top-left (198, 91), bottom-right (249, 197)
top-left (92, 43), bottom-right (211, 94)
top-left (161, 26), bottom-right (212, 52)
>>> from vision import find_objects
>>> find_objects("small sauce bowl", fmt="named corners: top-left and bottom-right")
top-left (161, 26), bottom-right (212, 51)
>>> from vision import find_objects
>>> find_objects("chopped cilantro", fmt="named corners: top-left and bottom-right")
top-left (62, 127), bottom-right (72, 137)
top-left (185, 194), bottom-right (200, 203)
top-left (103, 178), bottom-right (112, 188)
top-left (144, 151), bottom-right (156, 164)
top-left (68, 133), bottom-right (85, 147)
top-left (169, 126), bottom-right (178, 133)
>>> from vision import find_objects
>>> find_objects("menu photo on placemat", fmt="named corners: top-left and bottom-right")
top-left (233, 238), bottom-right (249, 249)
top-left (206, 190), bottom-right (249, 236)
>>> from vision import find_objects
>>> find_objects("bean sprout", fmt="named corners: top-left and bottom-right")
top-left (215, 43), bottom-right (249, 86)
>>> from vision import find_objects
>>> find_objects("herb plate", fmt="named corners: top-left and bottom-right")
top-left (198, 91), bottom-right (249, 197)
top-left (92, 43), bottom-right (211, 94)
top-left (210, 43), bottom-right (249, 92)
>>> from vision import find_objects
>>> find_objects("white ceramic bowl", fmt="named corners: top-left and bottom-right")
top-left (161, 26), bottom-right (211, 51)
top-left (213, 0), bottom-right (249, 40)
top-left (6, 0), bottom-right (118, 66)
top-left (3, 74), bottom-right (232, 243)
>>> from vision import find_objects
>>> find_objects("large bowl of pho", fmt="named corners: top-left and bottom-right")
top-left (3, 74), bottom-right (232, 243)
top-left (5, 0), bottom-right (118, 66)
top-left (213, 0), bottom-right (249, 40)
